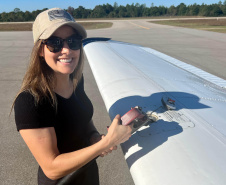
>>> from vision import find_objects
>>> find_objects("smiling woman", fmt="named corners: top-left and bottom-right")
top-left (12, 7), bottom-right (132, 185)
top-left (40, 26), bottom-right (81, 81)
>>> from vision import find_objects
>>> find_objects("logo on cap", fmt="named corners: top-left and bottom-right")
top-left (48, 10), bottom-right (73, 21)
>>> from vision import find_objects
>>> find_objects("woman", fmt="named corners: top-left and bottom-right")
top-left (13, 8), bottom-right (132, 185)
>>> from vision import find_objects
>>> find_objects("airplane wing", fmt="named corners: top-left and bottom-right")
top-left (83, 38), bottom-right (226, 185)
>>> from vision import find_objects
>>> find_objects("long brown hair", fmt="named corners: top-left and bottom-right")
top-left (12, 39), bottom-right (84, 109)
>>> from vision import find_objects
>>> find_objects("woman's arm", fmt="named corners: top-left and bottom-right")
top-left (19, 115), bottom-right (132, 180)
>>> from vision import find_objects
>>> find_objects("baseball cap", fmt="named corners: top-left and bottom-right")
top-left (33, 8), bottom-right (87, 43)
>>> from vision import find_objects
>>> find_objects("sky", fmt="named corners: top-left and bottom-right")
top-left (0, 0), bottom-right (222, 13)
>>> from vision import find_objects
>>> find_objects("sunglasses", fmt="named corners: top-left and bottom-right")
top-left (42, 34), bottom-right (82, 53)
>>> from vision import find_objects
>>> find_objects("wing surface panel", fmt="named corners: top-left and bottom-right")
top-left (84, 40), bottom-right (226, 185)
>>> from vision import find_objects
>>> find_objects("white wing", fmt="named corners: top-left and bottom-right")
top-left (84, 39), bottom-right (226, 185)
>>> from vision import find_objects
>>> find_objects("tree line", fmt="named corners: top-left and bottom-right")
top-left (1, 1), bottom-right (226, 22)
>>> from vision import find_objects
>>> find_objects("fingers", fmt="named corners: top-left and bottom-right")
top-left (106, 114), bottom-right (133, 146)
top-left (100, 151), bottom-right (108, 157)
top-left (114, 114), bottom-right (121, 120)
top-left (100, 149), bottom-right (111, 157)
top-left (100, 146), bottom-right (118, 157)
top-left (110, 145), bottom-right (117, 151)
top-left (101, 134), bottom-right (105, 139)
top-left (112, 114), bottom-right (121, 126)
top-left (99, 135), bottom-right (117, 157)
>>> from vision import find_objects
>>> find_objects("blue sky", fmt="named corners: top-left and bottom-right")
top-left (0, 0), bottom-right (222, 13)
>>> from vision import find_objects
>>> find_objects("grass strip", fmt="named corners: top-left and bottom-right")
top-left (0, 22), bottom-right (113, 31)
top-left (149, 19), bottom-right (226, 33)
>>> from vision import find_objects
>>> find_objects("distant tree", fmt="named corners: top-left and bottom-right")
top-left (125, 4), bottom-right (131, 17)
top-left (113, 2), bottom-right (119, 15)
top-left (167, 5), bottom-right (177, 16)
top-left (91, 5), bottom-right (107, 18)
top-left (108, 12), bottom-right (114, 17)
top-left (118, 9), bottom-right (125, 17)
top-left (1, 12), bottom-right (9, 21)
top-left (158, 6), bottom-right (167, 15)
top-left (210, 4), bottom-right (223, 16)
top-left (14, 8), bottom-right (21, 13)
top-left (150, 6), bottom-right (160, 16)
top-left (134, 3), bottom-right (141, 17)
top-left (67, 6), bottom-right (74, 16)
top-left (199, 4), bottom-right (211, 16)
top-left (15, 11), bottom-right (24, 21)
top-left (102, 3), bottom-right (113, 15)
top-left (114, 2), bottom-right (118, 9)
top-left (129, 3), bottom-right (138, 17)
top-left (31, 8), bottom-right (47, 20)
top-left (177, 3), bottom-right (187, 16)
top-left (199, 3), bottom-right (207, 16)
top-left (126, 3), bottom-right (135, 17)
top-left (143, 6), bottom-right (151, 16)
top-left (187, 3), bottom-right (200, 16)
top-left (135, 3), bottom-right (147, 17)
top-left (74, 6), bottom-right (90, 18)
top-left (117, 5), bottom-right (126, 17)
top-left (222, 6), bottom-right (226, 15)
top-left (223, 0), bottom-right (226, 5)
top-left (84, 9), bottom-right (91, 18)
top-left (221, 1), bottom-right (226, 15)
top-left (24, 11), bottom-right (32, 21)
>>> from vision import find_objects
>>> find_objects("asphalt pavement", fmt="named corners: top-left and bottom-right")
top-left (1, 18), bottom-right (226, 185)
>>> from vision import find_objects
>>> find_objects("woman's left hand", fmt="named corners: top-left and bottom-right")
top-left (89, 133), bottom-right (117, 157)
top-left (99, 135), bottom-right (117, 157)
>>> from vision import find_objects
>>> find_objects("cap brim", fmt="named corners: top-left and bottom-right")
top-left (39, 21), bottom-right (87, 40)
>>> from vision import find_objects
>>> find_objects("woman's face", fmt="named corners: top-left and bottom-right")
top-left (41, 25), bottom-right (80, 77)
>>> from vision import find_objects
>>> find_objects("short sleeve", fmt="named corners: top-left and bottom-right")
top-left (14, 92), bottom-right (56, 131)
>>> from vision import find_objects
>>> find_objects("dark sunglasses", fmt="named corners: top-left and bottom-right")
top-left (42, 34), bottom-right (82, 53)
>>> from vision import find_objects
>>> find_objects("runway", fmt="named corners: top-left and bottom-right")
top-left (1, 19), bottom-right (226, 185)
top-left (86, 19), bottom-right (226, 80)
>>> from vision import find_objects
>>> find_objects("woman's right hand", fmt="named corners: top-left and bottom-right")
top-left (105, 114), bottom-right (133, 147)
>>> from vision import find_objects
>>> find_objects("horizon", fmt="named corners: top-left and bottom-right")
top-left (0, 0), bottom-right (222, 13)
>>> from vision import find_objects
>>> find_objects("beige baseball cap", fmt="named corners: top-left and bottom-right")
top-left (33, 8), bottom-right (87, 43)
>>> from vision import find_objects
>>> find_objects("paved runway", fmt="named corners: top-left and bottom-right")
top-left (1, 19), bottom-right (226, 185)
top-left (86, 19), bottom-right (226, 80)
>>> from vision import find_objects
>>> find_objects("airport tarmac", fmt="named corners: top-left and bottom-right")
top-left (1, 19), bottom-right (226, 185)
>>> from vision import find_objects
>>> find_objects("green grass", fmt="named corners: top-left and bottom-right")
top-left (0, 23), bottom-right (33, 31)
top-left (79, 22), bottom-right (113, 30)
top-left (149, 19), bottom-right (226, 33)
top-left (0, 22), bottom-right (113, 31)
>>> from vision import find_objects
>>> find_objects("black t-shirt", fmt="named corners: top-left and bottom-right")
top-left (14, 76), bottom-right (99, 184)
